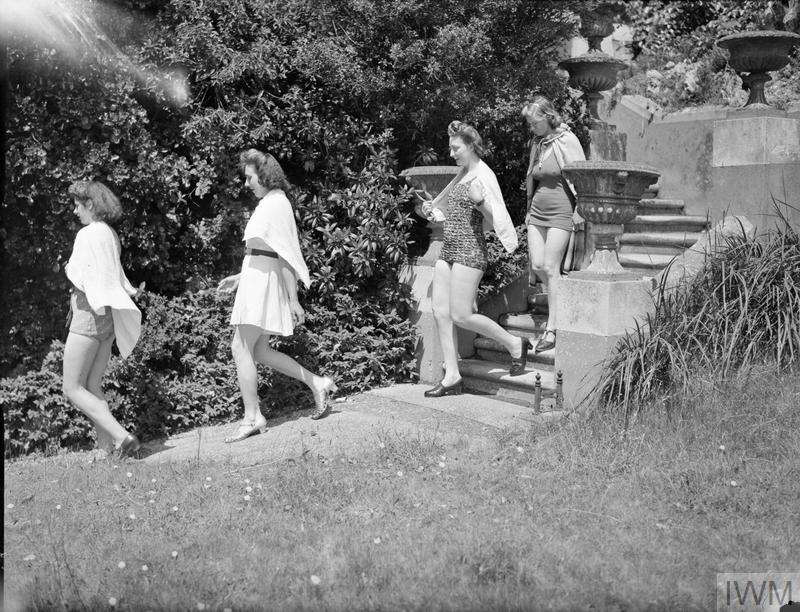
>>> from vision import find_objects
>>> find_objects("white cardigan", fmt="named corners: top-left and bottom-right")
top-left (430, 160), bottom-right (519, 254)
top-left (65, 222), bottom-right (141, 358)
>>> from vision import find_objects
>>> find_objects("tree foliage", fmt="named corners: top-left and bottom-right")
top-left (2, 0), bottom-right (590, 374)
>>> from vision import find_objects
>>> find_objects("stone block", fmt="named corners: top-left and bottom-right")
top-left (556, 276), bottom-right (654, 337)
top-left (713, 116), bottom-right (800, 167)
top-left (555, 331), bottom-right (621, 410)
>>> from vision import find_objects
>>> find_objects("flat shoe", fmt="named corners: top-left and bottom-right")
top-left (424, 379), bottom-right (463, 397)
top-left (509, 337), bottom-right (532, 376)
top-left (224, 417), bottom-right (267, 443)
top-left (116, 434), bottom-right (141, 458)
top-left (535, 330), bottom-right (556, 353)
top-left (311, 378), bottom-right (338, 420)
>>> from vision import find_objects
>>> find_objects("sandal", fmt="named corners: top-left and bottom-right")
top-left (310, 378), bottom-right (338, 420)
top-left (224, 416), bottom-right (267, 444)
top-left (116, 434), bottom-right (141, 459)
top-left (535, 330), bottom-right (556, 353)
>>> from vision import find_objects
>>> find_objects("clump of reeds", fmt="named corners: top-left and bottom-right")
top-left (597, 201), bottom-right (800, 420)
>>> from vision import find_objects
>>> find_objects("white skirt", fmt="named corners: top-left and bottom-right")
top-left (229, 254), bottom-right (294, 336)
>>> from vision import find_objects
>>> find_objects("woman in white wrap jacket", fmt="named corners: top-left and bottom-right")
top-left (419, 121), bottom-right (528, 398)
top-left (63, 181), bottom-right (142, 458)
top-left (217, 150), bottom-right (337, 443)
top-left (523, 97), bottom-right (586, 353)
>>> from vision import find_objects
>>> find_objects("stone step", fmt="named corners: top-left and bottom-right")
top-left (459, 359), bottom-right (556, 407)
top-left (473, 336), bottom-right (555, 370)
top-left (498, 312), bottom-right (548, 336)
top-left (618, 252), bottom-right (678, 271)
top-left (624, 214), bottom-right (709, 234)
top-left (618, 231), bottom-right (703, 254)
top-left (638, 198), bottom-right (685, 215)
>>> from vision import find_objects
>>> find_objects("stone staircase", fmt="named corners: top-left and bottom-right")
top-left (458, 182), bottom-right (708, 407)
top-left (459, 286), bottom-right (558, 407)
top-left (618, 182), bottom-right (709, 275)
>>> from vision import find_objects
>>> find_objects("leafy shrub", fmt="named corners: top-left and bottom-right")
top-left (596, 203), bottom-right (800, 420)
top-left (2, 287), bottom-right (416, 459)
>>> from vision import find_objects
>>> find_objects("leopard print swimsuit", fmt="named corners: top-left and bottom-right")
top-left (439, 178), bottom-right (488, 272)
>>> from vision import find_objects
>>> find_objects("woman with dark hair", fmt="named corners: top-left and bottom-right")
top-left (217, 149), bottom-right (337, 442)
top-left (419, 121), bottom-right (525, 398)
top-left (63, 180), bottom-right (142, 458)
top-left (522, 96), bottom-right (586, 353)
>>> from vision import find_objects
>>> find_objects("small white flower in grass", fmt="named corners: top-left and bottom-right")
top-left (197, 603), bottom-right (206, 611)
top-left (7, 503), bottom-right (14, 509)
top-left (118, 561), bottom-right (126, 569)
top-left (245, 486), bottom-right (252, 493)
top-left (171, 551), bottom-right (178, 558)
top-left (730, 480), bottom-right (738, 487)
top-left (373, 537), bottom-right (381, 544)
top-left (310, 575), bottom-right (321, 586)
top-left (56, 505), bottom-right (62, 510)
top-left (719, 445), bottom-right (726, 451)
top-left (141, 565), bottom-right (148, 572)
top-left (108, 597), bottom-right (118, 607)
top-left (438, 462), bottom-right (445, 468)
top-left (244, 478), bottom-right (250, 484)
top-left (378, 443), bottom-right (385, 449)
top-left (149, 499), bottom-right (155, 504)
top-left (23, 554), bottom-right (36, 561)
top-left (205, 477), bottom-right (211, 482)
top-left (203, 484), bottom-right (211, 490)
top-left (516, 446), bottom-right (524, 453)
top-left (243, 495), bottom-right (251, 501)
top-left (151, 478), bottom-right (157, 483)
top-left (126, 472), bottom-right (132, 478)
top-left (128, 513), bottom-right (136, 520)
top-left (440, 455), bottom-right (446, 461)
top-left (396, 471), bottom-right (403, 477)
top-left (113, 465), bottom-right (119, 469)
top-left (171, 506), bottom-right (178, 512)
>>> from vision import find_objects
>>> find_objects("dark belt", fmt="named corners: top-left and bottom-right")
top-left (245, 248), bottom-right (278, 259)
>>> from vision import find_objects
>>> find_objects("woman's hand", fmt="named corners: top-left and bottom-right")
top-left (217, 274), bottom-right (240, 293)
top-left (289, 299), bottom-right (305, 326)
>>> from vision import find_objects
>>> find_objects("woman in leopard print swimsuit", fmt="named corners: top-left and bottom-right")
top-left (419, 121), bottom-right (528, 398)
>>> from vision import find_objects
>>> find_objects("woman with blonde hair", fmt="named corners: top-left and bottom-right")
top-left (218, 149), bottom-right (337, 442)
top-left (522, 96), bottom-right (586, 353)
top-left (419, 121), bottom-right (526, 398)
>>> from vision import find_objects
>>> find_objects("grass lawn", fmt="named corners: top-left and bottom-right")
top-left (4, 372), bottom-right (799, 612)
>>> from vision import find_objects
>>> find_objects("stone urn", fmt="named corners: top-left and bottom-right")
top-left (558, 3), bottom-right (627, 128)
top-left (399, 165), bottom-right (459, 266)
top-left (717, 30), bottom-right (800, 108)
top-left (562, 160), bottom-right (660, 276)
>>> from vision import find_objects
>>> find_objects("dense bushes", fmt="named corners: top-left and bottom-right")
top-left (2, 287), bottom-right (416, 458)
top-left (2, 0), bottom-right (592, 374)
top-left (597, 205), bottom-right (800, 420)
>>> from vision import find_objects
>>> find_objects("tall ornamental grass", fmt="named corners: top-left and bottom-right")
top-left (598, 203), bottom-right (800, 418)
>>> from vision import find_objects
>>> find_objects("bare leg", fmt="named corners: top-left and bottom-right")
top-left (432, 260), bottom-right (460, 385)
top-left (540, 227), bottom-right (572, 332)
top-left (85, 335), bottom-right (116, 452)
top-left (231, 324), bottom-right (267, 423)
top-left (527, 224), bottom-right (548, 287)
top-left (448, 264), bottom-right (523, 357)
top-left (63, 333), bottom-right (129, 446)
top-left (253, 334), bottom-right (331, 394)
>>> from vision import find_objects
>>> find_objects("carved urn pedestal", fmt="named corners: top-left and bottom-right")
top-left (717, 30), bottom-right (800, 113)
top-left (398, 166), bottom-right (459, 383)
top-left (554, 161), bottom-right (661, 411)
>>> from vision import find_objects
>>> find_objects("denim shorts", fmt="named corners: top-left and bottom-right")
top-left (68, 289), bottom-right (115, 341)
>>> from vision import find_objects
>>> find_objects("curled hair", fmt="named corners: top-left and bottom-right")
top-left (522, 96), bottom-right (562, 129)
top-left (68, 181), bottom-right (123, 223)
top-left (447, 120), bottom-right (487, 158)
top-left (239, 149), bottom-right (291, 193)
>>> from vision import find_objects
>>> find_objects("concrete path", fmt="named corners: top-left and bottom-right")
top-left (139, 384), bottom-right (566, 466)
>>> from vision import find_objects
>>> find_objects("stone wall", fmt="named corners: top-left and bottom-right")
top-left (603, 95), bottom-right (800, 229)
